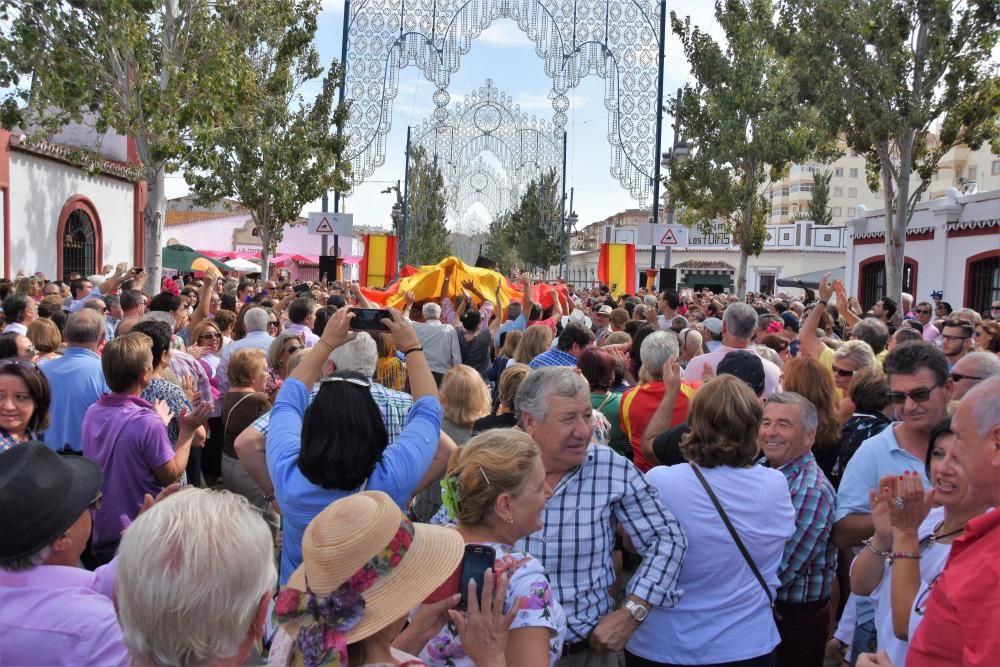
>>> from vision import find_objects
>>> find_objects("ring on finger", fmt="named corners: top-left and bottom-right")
top-left (894, 496), bottom-right (905, 511)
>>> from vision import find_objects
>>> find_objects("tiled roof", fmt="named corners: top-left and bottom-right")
top-left (674, 259), bottom-right (735, 270)
top-left (8, 134), bottom-right (141, 182)
top-left (164, 210), bottom-right (245, 227)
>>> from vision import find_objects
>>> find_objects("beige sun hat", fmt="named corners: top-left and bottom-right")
top-left (282, 491), bottom-right (464, 645)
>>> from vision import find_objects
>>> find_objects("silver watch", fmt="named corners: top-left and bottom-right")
top-left (623, 600), bottom-right (648, 623)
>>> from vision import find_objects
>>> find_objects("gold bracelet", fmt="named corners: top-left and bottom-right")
top-left (316, 339), bottom-right (334, 352)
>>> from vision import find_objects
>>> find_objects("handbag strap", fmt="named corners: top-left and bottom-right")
top-left (689, 463), bottom-right (774, 608)
top-left (224, 392), bottom-right (257, 434)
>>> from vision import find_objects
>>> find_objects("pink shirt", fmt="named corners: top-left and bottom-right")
top-left (0, 561), bottom-right (128, 666)
top-left (683, 345), bottom-right (782, 398)
top-left (922, 322), bottom-right (940, 342)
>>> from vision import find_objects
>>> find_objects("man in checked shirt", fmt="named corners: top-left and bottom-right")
top-left (514, 367), bottom-right (687, 667)
top-left (758, 392), bottom-right (837, 667)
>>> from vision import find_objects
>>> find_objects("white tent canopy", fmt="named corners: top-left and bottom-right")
top-left (224, 257), bottom-right (261, 272)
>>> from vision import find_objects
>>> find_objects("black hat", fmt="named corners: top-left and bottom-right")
top-left (0, 443), bottom-right (102, 560)
top-left (780, 312), bottom-right (801, 333)
top-left (717, 350), bottom-right (766, 397)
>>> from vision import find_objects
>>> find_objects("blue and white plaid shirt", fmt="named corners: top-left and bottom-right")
top-left (249, 381), bottom-right (413, 441)
top-left (517, 445), bottom-right (687, 642)
top-left (528, 348), bottom-right (578, 369)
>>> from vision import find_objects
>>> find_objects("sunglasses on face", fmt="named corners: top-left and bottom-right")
top-left (268, 320), bottom-right (280, 327)
top-left (888, 382), bottom-right (942, 405)
top-left (199, 332), bottom-right (221, 340)
top-left (0, 359), bottom-right (39, 371)
top-left (832, 366), bottom-right (855, 377)
top-left (915, 309), bottom-right (930, 315)
top-left (950, 372), bottom-right (983, 383)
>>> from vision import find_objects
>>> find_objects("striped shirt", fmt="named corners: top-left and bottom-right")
top-left (249, 381), bottom-right (413, 441)
top-left (762, 451), bottom-right (837, 603)
top-left (528, 348), bottom-right (578, 369)
top-left (518, 445), bottom-right (687, 642)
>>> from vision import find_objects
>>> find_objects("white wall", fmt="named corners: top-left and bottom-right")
top-left (8, 151), bottom-right (134, 278)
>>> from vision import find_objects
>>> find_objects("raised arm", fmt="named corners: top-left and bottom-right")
top-left (97, 262), bottom-right (130, 294)
top-left (291, 307), bottom-right (356, 388)
top-left (833, 279), bottom-right (862, 328)
top-left (349, 281), bottom-right (373, 308)
top-left (189, 268), bottom-right (219, 331)
top-left (799, 272), bottom-right (833, 361)
top-left (520, 272), bottom-right (533, 320)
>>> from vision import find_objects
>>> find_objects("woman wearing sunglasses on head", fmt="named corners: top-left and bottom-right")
top-left (0, 359), bottom-right (50, 451)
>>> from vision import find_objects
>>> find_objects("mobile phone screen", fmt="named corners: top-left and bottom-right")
top-left (349, 308), bottom-right (391, 331)
top-left (458, 544), bottom-right (496, 611)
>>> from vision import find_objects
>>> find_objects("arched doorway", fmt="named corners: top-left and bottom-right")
top-left (857, 256), bottom-right (917, 310)
top-left (57, 196), bottom-right (103, 280)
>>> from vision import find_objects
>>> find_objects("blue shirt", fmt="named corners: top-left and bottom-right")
top-left (40, 347), bottom-right (109, 453)
top-left (528, 348), bottom-right (579, 369)
top-left (494, 314), bottom-right (527, 347)
top-left (265, 378), bottom-right (442, 583)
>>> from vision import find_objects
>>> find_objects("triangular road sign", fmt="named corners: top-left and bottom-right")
top-left (314, 217), bottom-right (334, 234)
top-left (659, 228), bottom-right (679, 245)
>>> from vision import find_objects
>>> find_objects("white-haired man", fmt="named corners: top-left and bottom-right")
top-left (216, 306), bottom-right (274, 392)
top-left (515, 367), bottom-right (687, 666)
top-left (409, 301), bottom-right (461, 384)
top-left (115, 488), bottom-right (276, 667)
top-left (949, 351), bottom-right (1000, 401)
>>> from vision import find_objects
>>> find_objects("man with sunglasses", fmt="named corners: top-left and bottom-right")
top-left (833, 342), bottom-right (950, 659)
top-left (913, 301), bottom-right (939, 343)
top-left (949, 351), bottom-right (1000, 401)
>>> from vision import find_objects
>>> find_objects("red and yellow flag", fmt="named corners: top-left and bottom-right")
top-left (359, 234), bottom-right (397, 288)
top-left (597, 243), bottom-right (636, 298)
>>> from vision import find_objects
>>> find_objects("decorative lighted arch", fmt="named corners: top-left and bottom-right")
top-left (343, 0), bottom-right (661, 201)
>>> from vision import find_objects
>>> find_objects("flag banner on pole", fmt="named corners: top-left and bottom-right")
top-left (598, 243), bottom-right (636, 298)
top-left (359, 234), bottom-right (397, 288)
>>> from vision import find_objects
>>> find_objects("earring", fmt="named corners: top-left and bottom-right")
top-left (506, 516), bottom-right (515, 525)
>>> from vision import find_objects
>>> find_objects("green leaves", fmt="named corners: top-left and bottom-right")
top-left (481, 169), bottom-right (562, 273)
top-left (405, 146), bottom-right (450, 266)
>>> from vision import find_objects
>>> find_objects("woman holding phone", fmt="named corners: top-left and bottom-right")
top-left (420, 428), bottom-right (567, 666)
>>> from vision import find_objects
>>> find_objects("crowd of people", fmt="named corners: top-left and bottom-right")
top-left (1, 261), bottom-right (999, 667)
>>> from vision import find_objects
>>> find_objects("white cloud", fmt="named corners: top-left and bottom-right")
top-left (477, 21), bottom-right (531, 47)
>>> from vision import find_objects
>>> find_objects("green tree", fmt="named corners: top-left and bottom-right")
top-left (182, 0), bottom-right (350, 281)
top-left (782, 0), bottom-right (1000, 308)
top-left (0, 0), bottom-right (280, 291)
top-left (805, 170), bottom-right (833, 225)
top-left (668, 0), bottom-right (836, 296)
top-left (482, 212), bottom-right (520, 275)
top-left (404, 146), bottom-right (450, 265)
top-left (511, 169), bottom-right (562, 271)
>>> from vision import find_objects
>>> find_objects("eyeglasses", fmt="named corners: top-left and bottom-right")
top-left (88, 492), bottom-right (103, 512)
top-left (888, 382), bottom-right (942, 405)
top-left (268, 320), bottom-right (280, 327)
top-left (199, 332), bottom-right (221, 340)
top-left (832, 366), bottom-right (855, 377)
top-left (0, 359), bottom-right (39, 371)
top-left (915, 309), bottom-right (931, 315)
top-left (950, 372), bottom-right (983, 383)
top-left (940, 334), bottom-right (970, 342)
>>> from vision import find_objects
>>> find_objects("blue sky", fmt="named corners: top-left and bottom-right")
top-left (165, 0), bottom-right (721, 235)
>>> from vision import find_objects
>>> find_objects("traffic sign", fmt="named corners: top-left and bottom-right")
top-left (308, 212), bottom-right (354, 236)
top-left (636, 223), bottom-right (688, 246)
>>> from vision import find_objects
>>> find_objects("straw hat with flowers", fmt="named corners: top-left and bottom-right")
top-left (274, 491), bottom-right (464, 666)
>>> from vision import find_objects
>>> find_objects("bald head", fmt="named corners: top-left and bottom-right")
top-left (951, 352), bottom-right (1000, 400)
top-left (953, 376), bottom-right (1000, 506)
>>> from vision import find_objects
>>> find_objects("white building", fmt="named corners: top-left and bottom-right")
top-left (0, 127), bottom-right (143, 279)
top-left (844, 188), bottom-right (999, 315)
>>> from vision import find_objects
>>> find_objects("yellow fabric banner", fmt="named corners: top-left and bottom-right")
top-left (367, 235), bottom-right (388, 288)
top-left (365, 256), bottom-right (522, 312)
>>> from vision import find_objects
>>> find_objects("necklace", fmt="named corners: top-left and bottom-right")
top-left (919, 521), bottom-right (966, 547)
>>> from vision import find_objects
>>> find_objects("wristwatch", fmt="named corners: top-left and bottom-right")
top-left (623, 600), bottom-right (648, 623)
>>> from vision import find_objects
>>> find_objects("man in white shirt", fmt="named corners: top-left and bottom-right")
top-left (684, 303), bottom-right (781, 398)
top-left (410, 302), bottom-right (460, 384)
top-left (1, 293), bottom-right (37, 335)
top-left (216, 307), bottom-right (274, 392)
top-left (283, 298), bottom-right (319, 347)
top-left (656, 289), bottom-right (680, 331)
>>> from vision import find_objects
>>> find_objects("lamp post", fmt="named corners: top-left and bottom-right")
top-left (662, 87), bottom-right (689, 275)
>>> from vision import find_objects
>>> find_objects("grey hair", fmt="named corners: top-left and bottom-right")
top-left (953, 307), bottom-right (983, 325)
top-left (0, 545), bottom-right (52, 572)
top-left (515, 366), bottom-right (588, 426)
top-left (116, 488), bottom-right (276, 667)
top-left (423, 302), bottom-right (442, 320)
top-left (267, 332), bottom-right (306, 370)
top-left (63, 308), bottom-right (105, 344)
top-left (959, 352), bottom-right (1000, 379)
top-left (966, 376), bottom-right (1000, 437)
top-left (242, 307), bottom-right (269, 333)
top-left (141, 311), bottom-right (177, 327)
top-left (640, 331), bottom-right (679, 377)
top-left (766, 391), bottom-right (818, 433)
top-left (754, 344), bottom-right (781, 368)
top-left (852, 318), bottom-right (890, 354)
top-left (643, 294), bottom-right (658, 307)
top-left (682, 328), bottom-right (703, 353)
top-left (722, 303), bottom-right (758, 340)
top-left (834, 340), bottom-right (878, 370)
top-left (328, 332), bottom-right (378, 378)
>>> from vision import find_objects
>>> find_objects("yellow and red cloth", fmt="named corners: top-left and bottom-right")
top-left (359, 235), bottom-right (398, 288)
top-left (597, 243), bottom-right (636, 298)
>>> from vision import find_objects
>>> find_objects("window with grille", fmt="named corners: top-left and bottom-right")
top-left (966, 254), bottom-right (999, 317)
top-left (859, 259), bottom-right (916, 310)
top-left (62, 209), bottom-right (96, 281)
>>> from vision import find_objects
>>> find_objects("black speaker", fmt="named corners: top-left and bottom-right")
top-left (659, 268), bottom-right (678, 291)
top-left (319, 256), bottom-right (337, 282)
top-left (474, 255), bottom-right (497, 270)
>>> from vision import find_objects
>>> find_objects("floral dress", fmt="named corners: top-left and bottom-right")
top-left (418, 543), bottom-right (566, 667)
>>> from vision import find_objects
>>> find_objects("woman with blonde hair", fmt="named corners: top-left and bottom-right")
top-left (27, 317), bottom-right (62, 363)
top-left (512, 324), bottom-right (552, 367)
top-left (423, 429), bottom-right (566, 666)
top-left (782, 356), bottom-right (842, 480)
top-left (627, 372), bottom-right (795, 667)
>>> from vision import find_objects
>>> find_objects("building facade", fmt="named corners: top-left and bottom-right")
top-left (844, 187), bottom-right (999, 316)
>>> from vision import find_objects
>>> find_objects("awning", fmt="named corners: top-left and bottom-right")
top-left (776, 266), bottom-right (845, 289)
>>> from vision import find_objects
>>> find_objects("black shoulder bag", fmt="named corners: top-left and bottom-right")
top-left (689, 463), bottom-right (780, 620)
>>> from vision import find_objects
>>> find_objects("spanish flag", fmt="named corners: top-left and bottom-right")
top-left (359, 234), bottom-right (397, 288)
top-left (597, 243), bottom-right (636, 298)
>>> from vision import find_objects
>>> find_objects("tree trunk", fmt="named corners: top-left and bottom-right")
top-left (736, 249), bottom-right (748, 298)
top-left (142, 164), bottom-right (167, 295)
top-left (885, 132), bottom-right (915, 314)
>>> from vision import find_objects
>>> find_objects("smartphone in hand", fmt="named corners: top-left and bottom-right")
top-left (458, 544), bottom-right (497, 611)
top-left (349, 308), bottom-right (392, 332)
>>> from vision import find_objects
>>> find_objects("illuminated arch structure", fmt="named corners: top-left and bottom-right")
top-left (342, 0), bottom-right (664, 203)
